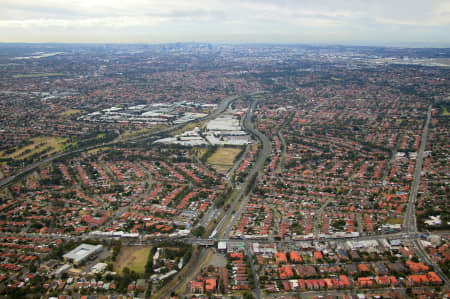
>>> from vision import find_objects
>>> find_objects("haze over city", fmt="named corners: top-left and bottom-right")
top-left (1, 0), bottom-right (450, 46)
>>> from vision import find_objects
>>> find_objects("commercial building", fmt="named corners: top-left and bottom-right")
top-left (63, 244), bottom-right (103, 265)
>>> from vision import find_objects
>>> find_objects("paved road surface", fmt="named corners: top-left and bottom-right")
top-left (404, 105), bottom-right (432, 233)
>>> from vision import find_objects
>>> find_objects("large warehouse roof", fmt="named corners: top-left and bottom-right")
top-left (63, 244), bottom-right (103, 264)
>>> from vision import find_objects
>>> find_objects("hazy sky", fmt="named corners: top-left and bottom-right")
top-left (1, 0), bottom-right (449, 46)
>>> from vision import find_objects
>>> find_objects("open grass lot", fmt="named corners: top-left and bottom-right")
top-left (0, 136), bottom-right (72, 160)
top-left (87, 147), bottom-right (110, 155)
top-left (207, 146), bottom-right (242, 173)
top-left (115, 246), bottom-right (151, 274)
top-left (59, 109), bottom-right (83, 116)
top-left (114, 125), bottom-right (167, 142)
top-left (385, 217), bottom-right (404, 225)
top-left (441, 107), bottom-right (450, 116)
top-left (196, 148), bottom-right (208, 160)
top-left (13, 73), bottom-right (65, 78)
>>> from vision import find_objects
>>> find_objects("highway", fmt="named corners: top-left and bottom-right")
top-left (275, 111), bottom-right (293, 173)
top-left (0, 231), bottom-right (422, 246)
top-left (6, 228), bottom-right (450, 248)
top-left (217, 96), bottom-right (272, 239)
top-left (401, 105), bottom-right (449, 286)
top-left (404, 105), bottom-right (432, 234)
top-left (152, 92), bottom-right (267, 298)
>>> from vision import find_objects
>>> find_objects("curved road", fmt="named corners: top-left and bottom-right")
top-left (208, 95), bottom-right (270, 299)
top-left (218, 97), bottom-right (272, 239)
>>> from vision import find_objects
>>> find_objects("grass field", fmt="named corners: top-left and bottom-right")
top-left (385, 217), bottom-right (404, 225)
top-left (441, 107), bottom-right (450, 116)
top-left (0, 136), bottom-right (71, 160)
top-left (114, 125), bottom-right (167, 142)
top-left (60, 109), bottom-right (83, 116)
top-left (207, 147), bottom-right (242, 173)
top-left (196, 148), bottom-right (208, 160)
top-left (13, 73), bottom-right (64, 78)
top-left (115, 246), bottom-right (151, 274)
top-left (87, 147), bottom-right (110, 155)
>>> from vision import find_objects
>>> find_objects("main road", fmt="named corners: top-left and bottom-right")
top-left (163, 93), bottom-right (271, 299)
top-left (401, 105), bottom-right (449, 286)
top-left (148, 92), bottom-right (267, 298)
top-left (404, 105), bottom-right (432, 234)
top-left (216, 95), bottom-right (272, 239)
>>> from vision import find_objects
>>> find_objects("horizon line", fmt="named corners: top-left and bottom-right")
top-left (0, 41), bottom-right (450, 49)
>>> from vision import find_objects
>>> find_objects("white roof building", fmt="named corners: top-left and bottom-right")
top-left (218, 241), bottom-right (227, 251)
top-left (63, 244), bottom-right (103, 265)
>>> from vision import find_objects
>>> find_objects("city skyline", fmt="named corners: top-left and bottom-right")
top-left (1, 0), bottom-right (450, 47)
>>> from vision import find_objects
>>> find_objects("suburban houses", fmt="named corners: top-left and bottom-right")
top-left (0, 43), bottom-right (448, 298)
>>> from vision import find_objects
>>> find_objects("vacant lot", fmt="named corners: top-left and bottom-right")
top-left (385, 217), bottom-right (404, 225)
top-left (0, 136), bottom-right (70, 160)
top-left (207, 147), bottom-right (242, 173)
top-left (441, 107), bottom-right (450, 116)
top-left (196, 148), bottom-right (208, 159)
top-left (115, 246), bottom-right (151, 274)
top-left (114, 125), bottom-right (168, 142)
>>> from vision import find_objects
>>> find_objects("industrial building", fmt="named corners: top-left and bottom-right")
top-left (63, 244), bottom-right (103, 265)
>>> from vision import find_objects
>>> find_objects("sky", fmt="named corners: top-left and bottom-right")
top-left (0, 0), bottom-right (449, 46)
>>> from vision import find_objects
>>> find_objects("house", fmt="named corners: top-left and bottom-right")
top-left (358, 263), bottom-right (370, 273)
top-left (427, 272), bottom-right (442, 285)
top-left (191, 281), bottom-right (204, 294)
top-left (275, 252), bottom-right (288, 264)
top-left (205, 278), bottom-right (216, 292)
top-left (337, 249), bottom-right (349, 261)
top-left (289, 251), bottom-right (302, 263)
top-left (372, 262), bottom-right (389, 275)
top-left (279, 266), bottom-right (294, 279)
top-left (136, 279), bottom-right (147, 291)
top-left (406, 260), bottom-right (429, 273)
top-left (282, 280), bottom-right (291, 291)
top-left (314, 251), bottom-right (323, 261)
top-left (375, 276), bottom-right (399, 286)
top-left (408, 274), bottom-right (429, 286)
top-left (339, 275), bottom-right (350, 288)
top-left (357, 277), bottom-right (373, 288)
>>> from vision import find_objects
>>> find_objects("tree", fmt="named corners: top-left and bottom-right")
top-left (243, 291), bottom-right (255, 299)
top-left (192, 226), bottom-right (205, 237)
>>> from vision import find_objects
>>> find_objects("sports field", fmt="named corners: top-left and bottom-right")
top-left (114, 246), bottom-right (151, 274)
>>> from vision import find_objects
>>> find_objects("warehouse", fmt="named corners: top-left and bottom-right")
top-left (63, 244), bottom-right (103, 265)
